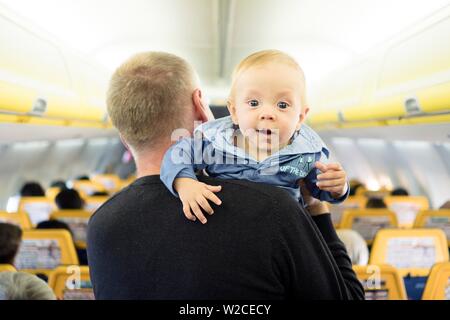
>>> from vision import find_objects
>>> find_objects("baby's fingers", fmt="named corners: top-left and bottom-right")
top-left (205, 184), bottom-right (222, 193)
top-left (203, 190), bottom-right (222, 206)
top-left (182, 203), bottom-right (196, 222)
top-left (196, 196), bottom-right (214, 216)
top-left (189, 201), bottom-right (208, 224)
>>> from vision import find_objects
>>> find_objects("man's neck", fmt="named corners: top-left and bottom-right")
top-left (134, 145), bottom-right (169, 178)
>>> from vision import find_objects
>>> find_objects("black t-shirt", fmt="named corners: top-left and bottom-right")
top-left (87, 175), bottom-right (364, 300)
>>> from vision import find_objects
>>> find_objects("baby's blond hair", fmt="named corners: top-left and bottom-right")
top-left (228, 50), bottom-right (307, 107)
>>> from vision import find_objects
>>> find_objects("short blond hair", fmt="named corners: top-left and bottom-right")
top-left (228, 50), bottom-right (307, 107)
top-left (107, 52), bottom-right (197, 150)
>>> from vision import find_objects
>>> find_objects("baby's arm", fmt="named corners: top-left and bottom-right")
top-left (174, 178), bottom-right (222, 224)
top-left (160, 137), bottom-right (222, 224)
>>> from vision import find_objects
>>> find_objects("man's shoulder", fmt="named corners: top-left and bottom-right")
top-left (198, 175), bottom-right (299, 208)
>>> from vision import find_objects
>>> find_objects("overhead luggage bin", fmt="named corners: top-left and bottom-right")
top-left (0, 5), bottom-right (109, 128)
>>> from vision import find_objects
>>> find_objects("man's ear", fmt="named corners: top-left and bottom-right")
top-left (296, 105), bottom-right (310, 130)
top-left (192, 89), bottom-right (214, 122)
top-left (226, 101), bottom-right (239, 125)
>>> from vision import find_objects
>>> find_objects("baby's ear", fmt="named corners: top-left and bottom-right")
top-left (296, 105), bottom-right (310, 130)
top-left (226, 101), bottom-right (239, 124)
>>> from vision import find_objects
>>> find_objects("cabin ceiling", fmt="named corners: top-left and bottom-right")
top-left (0, 0), bottom-right (449, 96)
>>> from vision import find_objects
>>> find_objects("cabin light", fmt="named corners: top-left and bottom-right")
top-left (366, 179), bottom-right (381, 191)
top-left (12, 141), bottom-right (50, 150)
top-left (55, 139), bottom-right (85, 148)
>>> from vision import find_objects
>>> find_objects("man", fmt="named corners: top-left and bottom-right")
top-left (87, 52), bottom-right (364, 300)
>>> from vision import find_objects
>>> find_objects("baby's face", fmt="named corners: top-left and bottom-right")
top-left (229, 62), bottom-right (308, 154)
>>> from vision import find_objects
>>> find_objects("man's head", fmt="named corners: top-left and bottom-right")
top-left (0, 223), bottom-right (22, 265)
top-left (107, 51), bottom-right (213, 153)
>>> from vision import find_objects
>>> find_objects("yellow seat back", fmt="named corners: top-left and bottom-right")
top-left (18, 197), bottom-right (56, 227)
top-left (370, 228), bottom-right (449, 277)
top-left (384, 196), bottom-right (429, 228)
top-left (340, 209), bottom-right (398, 245)
top-left (353, 264), bottom-right (407, 300)
top-left (330, 196), bottom-right (367, 228)
top-left (48, 266), bottom-right (94, 300)
top-left (83, 196), bottom-right (109, 212)
top-left (91, 174), bottom-right (121, 193)
top-left (0, 264), bottom-right (17, 272)
top-left (414, 209), bottom-right (450, 246)
top-left (50, 210), bottom-right (93, 248)
top-left (15, 230), bottom-right (79, 277)
top-left (71, 180), bottom-right (106, 196)
top-left (422, 262), bottom-right (450, 300)
top-left (0, 211), bottom-right (32, 229)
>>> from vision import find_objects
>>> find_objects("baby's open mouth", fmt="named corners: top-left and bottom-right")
top-left (256, 129), bottom-right (274, 135)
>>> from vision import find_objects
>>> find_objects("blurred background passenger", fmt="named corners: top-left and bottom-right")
top-left (366, 197), bottom-right (388, 209)
top-left (391, 187), bottom-right (409, 196)
top-left (50, 180), bottom-right (68, 190)
top-left (349, 179), bottom-right (365, 196)
top-left (440, 200), bottom-right (450, 209)
top-left (336, 229), bottom-right (369, 266)
top-left (36, 219), bottom-right (88, 266)
top-left (0, 223), bottom-right (22, 266)
top-left (19, 181), bottom-right (45, 197)
top-left (55, 189), bottom-right (85, 210)
top-left (75, 175), bottom-right (90, 181)
top-left (0, 272), bottom-right (56, 300)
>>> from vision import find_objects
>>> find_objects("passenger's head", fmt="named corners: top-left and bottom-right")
top-left (50, 180), bottom-right (68, 190)
top-left (349, 180), bottom-right (364, 196)
top-left (0, 223), bottom-right (22, 265)
top-left (106, 51), bottom-right (213, 153)
top-left (36, 219), bottom-right (71, 233)
top-left (440, 200), bottom-right (450, 209)
top-left (19, 182), bottom-right (45, 197)
top-left (366, 197), bottom-right (387, 209)
top-left (336, 229), bottom-right (369, 265)
top-left (0, 272), bottom-right (56, 300)
top-left (54, 189), bottom-right (84, 209)
top-left (75, 175), bottom-right (90, 181)
top-left (391, 187), bottom-right (409, 196)
top-left (227, 50), bottom-right (309, 153)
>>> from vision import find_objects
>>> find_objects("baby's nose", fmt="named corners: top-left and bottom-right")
top-left (259, 112), bottom-right (275, 120)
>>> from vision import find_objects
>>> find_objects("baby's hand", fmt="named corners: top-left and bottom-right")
top-left (315, 162), bottom-right (348, 199)
top-left (174, 178), bottom-right (222, 224)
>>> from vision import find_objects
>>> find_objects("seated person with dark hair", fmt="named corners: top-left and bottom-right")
top-left (55, 189), bottom-right (85, 210)
top-left (391, 187), bottom-right (409, 196)
top-left (366, 197), bottom-right (387, 209)
top-left (50, 180), bottom-right (68, 190)
top-left (75, 175), bottom-right (90, 181)
top-left (20, 182), bottom-right (45, 197)
top-left (91, 191), bottom-right (109, 197)
top-left (38, 217), bottom-right (88, 266)
top-left (0, 223), bottom-right (22, 266)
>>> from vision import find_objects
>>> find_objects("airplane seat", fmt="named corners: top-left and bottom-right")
top-left (353, 264), bottom-right (407, 300)
top-left (370, 228), bottom-right (449, 299)
top-left (340, 208), bottom-right (398, 245)
top-left (48, 266), bottom-right (94, 300)
top-left (14, 230), bottom-right (79, 279)
top-left (0, 211), bottom-right (32, 230)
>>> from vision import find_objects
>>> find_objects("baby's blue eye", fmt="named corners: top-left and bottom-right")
top-left (248, 100), bottom-right (259, 107)
top-left (278, 101), bottom-right (289, 109)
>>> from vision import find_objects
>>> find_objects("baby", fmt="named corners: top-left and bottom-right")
top-left (161, 50), bottom-right (349, 223)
